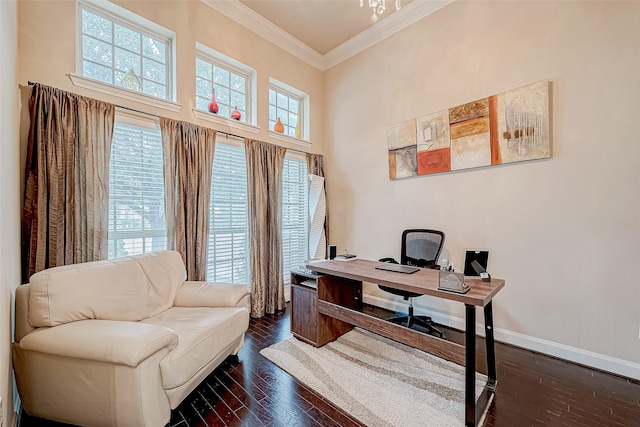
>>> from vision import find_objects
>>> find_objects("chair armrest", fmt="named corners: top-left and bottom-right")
top-left (18, 320), bottom-right (178, 367)
top-left (174, 281), bottom-right (250, 309)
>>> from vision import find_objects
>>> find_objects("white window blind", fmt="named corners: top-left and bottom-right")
top-left (108, 121), bottom-right (167, 259)
top-left (207, 141), bottom-right (250, 284)
top-left (282, 156), bottom-right (309, 285)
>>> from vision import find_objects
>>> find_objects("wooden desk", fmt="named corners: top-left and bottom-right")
top-left (289, 269), bottom-right (361, 347)
top-left (303, 258), bottom-right (505, 427)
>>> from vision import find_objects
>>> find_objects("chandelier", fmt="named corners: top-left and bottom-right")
top-left (360, 0), bottom-right (401, 23)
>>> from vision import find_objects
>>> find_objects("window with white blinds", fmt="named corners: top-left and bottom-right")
top-left (207, 140), bottom-right (250, 284)
top-left (108, 121), bottom-right (167, 259)
top-left (282, 155), bottom-right (309, 285)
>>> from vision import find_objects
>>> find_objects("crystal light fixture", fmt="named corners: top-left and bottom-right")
top-left (360, 0), bottom-right (401, 23)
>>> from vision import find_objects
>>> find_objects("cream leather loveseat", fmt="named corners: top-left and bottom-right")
top-left (13, 250), bottom-right (250, 427)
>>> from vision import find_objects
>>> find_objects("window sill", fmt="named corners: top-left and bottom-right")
top-left (68, 73), bottom-right (182, 113)
top-left (192, 109), bottom-right (260, 135)
top-left (268, 131), bottom-right (312, 148)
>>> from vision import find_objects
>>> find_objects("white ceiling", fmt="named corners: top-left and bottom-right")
top-left (203, 0), bottom-right (454, 70)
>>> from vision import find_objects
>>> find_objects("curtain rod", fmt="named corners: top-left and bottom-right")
top-left (27, 81), bottom-right (310, 156)
top-left (122, 105), bottom-right (310, 155)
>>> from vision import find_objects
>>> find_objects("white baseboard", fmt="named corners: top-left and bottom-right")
top-left (363, 294), bottom-right (640, 381)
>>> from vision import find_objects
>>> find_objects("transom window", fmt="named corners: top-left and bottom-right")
top-left (195, 43), bottom-right (254, 124)
top-left (79, 2), bottom-right (173, 100)
top-left (207, 139), bottom-right (250, 284)
top-left (269, 86), bottom-right (303, 138)
top-left (108, 118), bottom-right (167, 259)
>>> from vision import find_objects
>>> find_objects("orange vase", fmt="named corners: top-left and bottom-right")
top-left (274, 117), bottom-right (284, 133)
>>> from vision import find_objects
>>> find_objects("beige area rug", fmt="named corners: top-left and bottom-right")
top-left (260, 328), bottom-right (488, 427)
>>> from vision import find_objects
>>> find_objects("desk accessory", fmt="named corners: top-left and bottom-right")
top-left (471, 260), bottom-right (491, 282)
top-left (438, 271), bottom-right (470, 293)
top-left (463, 250), bottom-right (489, 276)
top-left (335, 250), bottom-right (357, 261)
top-left (439, 258), bottom-right (453, 271)
top-left (328, 245), bottom-right (337, 260)
top-left (375, 264), bottom-right (419, 274)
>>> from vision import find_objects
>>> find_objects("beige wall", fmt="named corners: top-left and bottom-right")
top-left (18, 0), bottom-right (325, 154)
top-left (1, 0), bottom-right (21, 425)
top-left (324, 1), bottom-right (640, 377)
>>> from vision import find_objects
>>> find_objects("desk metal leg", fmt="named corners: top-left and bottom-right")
top-left (465, 304), bottom-right (476, 427)
top-left (484, 301), bottom-right (497, 391)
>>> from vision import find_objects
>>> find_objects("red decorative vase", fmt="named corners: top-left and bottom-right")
top-left (208, 88), bottom-right (219, 114)
top-left (231, 106), bottom-right (241, 120)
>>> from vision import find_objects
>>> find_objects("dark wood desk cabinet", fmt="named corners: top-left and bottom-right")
top-left (290, 270), bottom-right (361, 347)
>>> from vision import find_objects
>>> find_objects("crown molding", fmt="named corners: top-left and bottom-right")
top-left (201, 0), bottom-right (324, 70)
top-left (202, 0), bottom-right (454, 71)
top-left (323, 0), bottom-right (455, 70)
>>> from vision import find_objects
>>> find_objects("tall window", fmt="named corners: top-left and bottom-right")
top-left (207, 140), bottom-right (250, 284)
top-left (79, 2), bottom-right (173, 100)
top-left (195, 48), bottom-right (253, 123)
top-left (282, 155), bottom-right (309, 285)
top-left (108, 119), bottom-right (167, 259)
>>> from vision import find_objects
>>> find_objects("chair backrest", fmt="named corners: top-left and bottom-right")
top-left (400, 229), bottom-right (445, 268)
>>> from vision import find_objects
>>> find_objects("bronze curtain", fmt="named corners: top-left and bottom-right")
top-left (245, 139), bottom-right (287, 318)
top-left (22, 83), bottom-right (115, 282)
top-left (160, 118), bottom-right (215, 281)
top-left (306, 153), bottom-right (329, 246)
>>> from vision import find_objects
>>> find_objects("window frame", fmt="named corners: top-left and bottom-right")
top-left (195, 43), bottom-right (256, 127)
top-left (206, 135), bottom-right (251, 285)
top-left (107, 110), bottom-right (167, 259)
top-left (76, 0), bottom-right (176, 102)
top-left (269, 77), bottom-right (310, 142)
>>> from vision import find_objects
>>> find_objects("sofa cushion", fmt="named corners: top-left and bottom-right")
top-left (18, 320), bottom-right (178, 367)
top-left (29, 251), bottom-right (186, 327)
top-left (141, 306), bottom-right (249, 389)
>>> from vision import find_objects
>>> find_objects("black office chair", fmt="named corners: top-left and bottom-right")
top-left (379, 229), bottom-right (445, 338)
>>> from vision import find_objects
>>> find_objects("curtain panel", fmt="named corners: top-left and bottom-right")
top-left (22, 83), bottom-right (114, 282)
top-left (245, 139), bottom-right (287, 318)
top-left (160, 118), bottom-right (216, 281)
top-left (306, 153), bottom-right (329, 247)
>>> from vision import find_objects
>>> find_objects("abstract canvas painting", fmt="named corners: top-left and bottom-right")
top-left (449, 99), bottom-right (491, 171)
top-left (494, 80), bottom-right (550, 164)
top-left (387, 119), bottom-right (417, 178)
top-left (416, 110), bottom-right (451, 174)
top-left (388, 80), bottom-right (550, 179)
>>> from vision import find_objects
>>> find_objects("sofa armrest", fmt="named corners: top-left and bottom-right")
top-left (14, 284), bottom-right (35, 342)
top-left (174, 281), bottom-right (250, 309)
top-left (18, 319), bottom-right (178, 367)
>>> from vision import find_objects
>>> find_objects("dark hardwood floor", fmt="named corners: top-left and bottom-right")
top-left (19, 304), bottom-right (640, 427)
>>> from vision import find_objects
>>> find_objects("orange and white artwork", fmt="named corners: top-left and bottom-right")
top-left (387, 80), bottom-right (550, 180)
